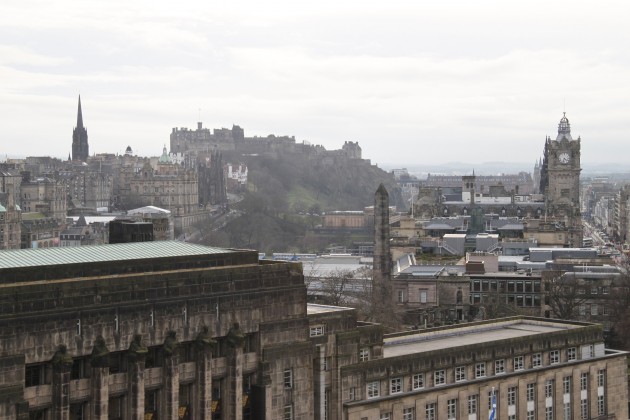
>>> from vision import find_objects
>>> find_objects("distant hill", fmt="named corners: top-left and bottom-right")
top-left (227, 151), bottom-right (404, 212)
top-left (208, 150), bottom-right (403, 253)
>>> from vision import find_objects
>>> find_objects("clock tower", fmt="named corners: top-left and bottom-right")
top-left (543, 113), bottom-right (582, 246)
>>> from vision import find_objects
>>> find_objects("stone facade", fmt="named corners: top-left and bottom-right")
top-left (19, 176), bottom-right (67, 222)
top-left (0, 242), bottom-right (312, 419)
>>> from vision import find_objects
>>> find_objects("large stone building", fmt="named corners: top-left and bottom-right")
top-left (0, 242), bottom-right (312, 419)
top-left (19, 175), bottom-right (67, 222)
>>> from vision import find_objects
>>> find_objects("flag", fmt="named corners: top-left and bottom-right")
top-left (489, 387), bottom-right (497, 420)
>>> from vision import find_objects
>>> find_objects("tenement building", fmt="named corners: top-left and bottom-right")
top-left (0, 243), bottom-right (627, 419)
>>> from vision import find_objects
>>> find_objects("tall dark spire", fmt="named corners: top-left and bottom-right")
top-left (77, 95), bottom-right (84, 129)
top-left (72, 95), bottom-right (89, 161)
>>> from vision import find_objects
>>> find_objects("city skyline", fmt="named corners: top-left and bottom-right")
top-left (2, 1), bottom-right (630, 166)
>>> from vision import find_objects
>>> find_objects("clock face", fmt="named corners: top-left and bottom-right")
top-left (559, 152), bottom-right (570, 164)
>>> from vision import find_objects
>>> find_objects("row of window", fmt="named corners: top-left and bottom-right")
top-left (364, 348), bottom-right (589, 399)
top-left (368, 370), bottom-right (606, 420)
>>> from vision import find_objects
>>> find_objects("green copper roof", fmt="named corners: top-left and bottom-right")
top-left (0, 241), bottom-right (232, 269)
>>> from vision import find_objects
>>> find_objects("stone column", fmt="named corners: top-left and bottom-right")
top-left (161, 331), bottom-right (180, 419)
top-left (194, 326), bottom-right (216, 420)
top-left (51, 345), bottom-right (73, 420)
top-left (126, 335), bottom-right (148, 420)
top-left (225, 322), bottom-right (245, 420)
top-left (89, 336), bottom-right (110, 420)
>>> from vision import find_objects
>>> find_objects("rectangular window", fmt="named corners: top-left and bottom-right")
top-left (420, 290), bottom-right (428, 303)
top-left (475, 362), bottom-right (486, 378)
top-left (550, 350), bottom-right (560, 364)
top-left (412, 373), bottom-right (424, 390)
top-left (284, 369), bottom-right (293, 389)
top-left (359, 347), bottom-right (370, 362)
top-left (284, 404), bottom-right (293, 420)
top-left (513, 355), bottom-right (524, 371)
top-left (567, 347), bottom-right (576, 361)
top-left (591, 304), bottom-right (598, 315)
top-left (598, 369), bottom-right (606, 387)
top-left (390, 377), bottom-right (402, 394)
top-left (527, 410), bottom-right (535, 420)
top-left (532, 352), bottom-right (542, 368)
top-left (508, 386), bottom-right (517, 406)
top-left (109, 396), bottom-right (123, 420)
top-left (495, 359), bottom-right (505, 375)
top-left (69, 402), bottom-right (86, 420)
top-left (580, 372), bottom-right (588, 391)
top-left (434, 369), bottom-right (446, 386)
top-left (580, 398), bottom-right (589, 419)
top-left (468, 394), bottom-right (478, 414)
top-left (348, 387), bottom-right (355, 401)
top-left (545, 406), bottom-right (553, 420)
top-left (367, 381), bottom-right (380, 399)
top-left (402, 407), bottom-right (415, 420)
top-left (545, 379), bottom-right (554, 398)
top-left (309, 325), bottom-right (325, 337)
top-left (527, 383), bottom-right (535, 401)
top-left (455, 366), bottom-right (466, 382)
top-left (25, 364), bottom-right (46, 387)
top-left (563, 376), bottom-right (571, 394)
top-left (563, 402), bottom-right (571, 420)
top-left (425, 403), bottom-right (436, 420)
top-left (597, 395), bottom-right (605, 416)
top-left (380, 413), bottom-right (391, 420)
top-left (398, 290), bottom-right (405, 302)
top-left (447, 398), bottom-right (457, 420)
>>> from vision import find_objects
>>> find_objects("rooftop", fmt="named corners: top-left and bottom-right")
top-left (383, 318), bottom-right (581, 358)
top-left (0, 241), bottom-right (231, 269)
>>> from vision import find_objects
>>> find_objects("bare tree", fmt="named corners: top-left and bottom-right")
top-left (545, 271), bottom-right (589, 320)
top-left (319, 269), bottom-right (354, 307)
top-left (607, 265), bottom-right (630, 350)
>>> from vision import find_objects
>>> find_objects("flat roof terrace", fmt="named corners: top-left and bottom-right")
top-left (383, 318), bottom-right (583, 358)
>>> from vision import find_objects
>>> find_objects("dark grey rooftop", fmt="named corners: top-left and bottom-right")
top-left (0, 241), bottom-right (231, 269)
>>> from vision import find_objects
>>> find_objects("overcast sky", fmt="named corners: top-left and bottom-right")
top-left (2, 1), bottom-right (629, 167)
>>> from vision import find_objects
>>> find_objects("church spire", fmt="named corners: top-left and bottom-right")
top-left (77, 95), bottom-right (84, 129)
top-left (72, 95), bottom-right (89, 161)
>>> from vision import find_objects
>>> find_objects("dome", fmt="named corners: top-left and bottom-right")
top-left (125, 145), bottom-right (133, 156)
top-left (158, 145), bottom-right (170, 163)
top-left (555, 112), bottom-right (573, 141)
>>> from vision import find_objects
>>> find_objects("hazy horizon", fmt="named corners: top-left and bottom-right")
top-left (2, 1), bottom-right (630, 166)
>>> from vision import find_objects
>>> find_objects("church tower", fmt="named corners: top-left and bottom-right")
top-left (72, 95), bottom-right (89, 161)
top-left (544, 113), bottom-right (582, 246)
